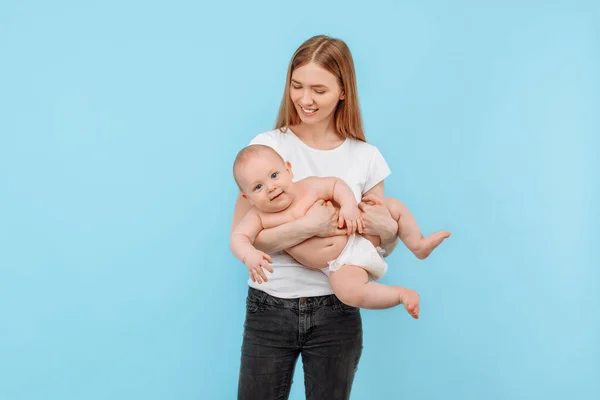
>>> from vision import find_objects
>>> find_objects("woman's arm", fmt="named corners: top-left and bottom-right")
top-left (232, 193), bottom-right (346, 254)
top-left (232, 193), bottom-right (312, 253)
top-left (359, 181), bottom-right (400, 256)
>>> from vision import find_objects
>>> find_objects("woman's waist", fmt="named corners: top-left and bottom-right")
top-left (247, 262), bottom-right (333, 298)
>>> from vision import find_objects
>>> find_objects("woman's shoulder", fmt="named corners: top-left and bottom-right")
top-left (249, 128), bottom-right (288, 146)
top-left (248, 128), bottom-right (298, 158)
top-left (346, 138), bottom-right (384, 157)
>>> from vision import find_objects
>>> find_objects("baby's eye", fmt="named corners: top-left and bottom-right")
top-left (271, 172), bottom-right (279, 179)
top-left (253, 184), bottom-right (262, 191)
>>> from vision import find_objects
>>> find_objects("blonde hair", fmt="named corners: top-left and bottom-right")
top-left (232, 145), bottom-right (284, 190)
top-left (275, 35), bottom-right (366, 142)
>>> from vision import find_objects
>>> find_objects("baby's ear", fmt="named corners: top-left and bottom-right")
top-left (241, 192), bottom-right (256, 206)
top-left (285, 161), bottom-right (294, 177)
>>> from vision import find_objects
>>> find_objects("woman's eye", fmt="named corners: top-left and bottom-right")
top-left (315, 90), bottom-right (325, 94)
top-left (291, 85), bottom-right (301, 89)
top-left (271, 172), bottom-right (279, 179)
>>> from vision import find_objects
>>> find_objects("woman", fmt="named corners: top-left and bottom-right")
top-left (232, 35), bottom-right (399, 400)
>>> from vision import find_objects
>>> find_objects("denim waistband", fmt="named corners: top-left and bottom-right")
top-left (247, 286), bottom-right (339, 310)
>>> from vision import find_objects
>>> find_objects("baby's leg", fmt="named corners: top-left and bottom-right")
top-left (385, 197), bottom-right (450, 260)
top-left (329, 264), bottom-right (420, 319)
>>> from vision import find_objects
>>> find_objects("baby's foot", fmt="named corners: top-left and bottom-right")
top-left (414, 230), bottom-right (451, 259)
top-left (398, 288), bottom-right (420, 319)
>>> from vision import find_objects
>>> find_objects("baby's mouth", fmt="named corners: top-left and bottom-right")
top-left (270, 191), bottom-right (283, 201)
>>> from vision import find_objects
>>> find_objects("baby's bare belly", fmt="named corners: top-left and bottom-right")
top-left (286, 234), bottom-right (382, 269)
top-left (286, 236), bottom-right (348, 269)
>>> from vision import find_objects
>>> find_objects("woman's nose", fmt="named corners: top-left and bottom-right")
top-left (301, 90), bottom-right (313, 105)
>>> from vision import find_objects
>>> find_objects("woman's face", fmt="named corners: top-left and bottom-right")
top-left (290, 62), bottom-right (344, 127)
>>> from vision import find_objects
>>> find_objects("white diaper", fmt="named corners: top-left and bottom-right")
top-left (322, 234), bottom-right (388, 280)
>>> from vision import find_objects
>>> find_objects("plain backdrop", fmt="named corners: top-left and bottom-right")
top-left (1, 1), bottom-right (598, 399)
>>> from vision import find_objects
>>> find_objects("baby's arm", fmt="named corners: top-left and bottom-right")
top-left (308, 177), bottom-right (363, 234)
top-left (230, 209), bottom-right (274, 283)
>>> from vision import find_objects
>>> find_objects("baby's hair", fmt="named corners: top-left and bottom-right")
top-left (233, 144), bottom-right (285, 191)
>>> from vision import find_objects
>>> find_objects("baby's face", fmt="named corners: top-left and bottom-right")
top-left (239, 153), bottom-right (295, 212)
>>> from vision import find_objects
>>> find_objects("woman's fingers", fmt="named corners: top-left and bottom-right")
top-left (362, 194), bottom-right (384, 205)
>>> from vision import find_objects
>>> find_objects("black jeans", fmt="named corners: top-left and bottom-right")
top-left (238, 287), bottom-right (363, 400)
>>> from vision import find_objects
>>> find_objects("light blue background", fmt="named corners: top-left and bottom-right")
top-left (1, 1), bottom-right (598, 399)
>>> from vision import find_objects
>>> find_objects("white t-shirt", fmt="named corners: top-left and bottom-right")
top-left (246, 128), bottom-right (391, 298)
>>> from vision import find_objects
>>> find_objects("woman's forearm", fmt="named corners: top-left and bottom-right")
top-left (253, 218), bottom-right (314, 254)
top-left (233, 192), bottom-right (319, 254)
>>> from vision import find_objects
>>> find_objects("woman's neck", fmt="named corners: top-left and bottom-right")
top-left (292, 119), bottom-right (343, 149)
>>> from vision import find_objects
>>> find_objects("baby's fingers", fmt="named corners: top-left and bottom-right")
top-left (345, 218), bottom-right (354, 235)
top-left (255, 267), bottom-right (268, 283)
top-left (251, 269), bottom-right (263, 284)
top-left (261, 252), bottom-right (272, 263)
top-left (261, 259), bottom-right (274, 274)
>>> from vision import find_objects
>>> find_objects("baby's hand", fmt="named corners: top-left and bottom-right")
top-left (338, 205), bottom-right (364, 235)
top-left (243, 250), bottom-right (274, 284)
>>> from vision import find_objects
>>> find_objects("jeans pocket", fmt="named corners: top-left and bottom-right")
top-left (246, 298), bottom-right (260, 314)
top-left (246, 289), bottom-right (268, 314)
top-left (335, 298), bottom-right (359, 316)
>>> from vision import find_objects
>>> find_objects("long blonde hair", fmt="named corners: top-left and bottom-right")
top-left (275, 35), bottom-right (366, 142)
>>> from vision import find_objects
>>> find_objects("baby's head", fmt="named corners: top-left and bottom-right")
top-left (233, 145), bottom-right (295, 212)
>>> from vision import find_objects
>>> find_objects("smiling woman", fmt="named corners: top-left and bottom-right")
top-left (290, 63), bottom-right (344, 123)
top-left (276, 35), bottom-right (365, 143)
top-left (231, 35), bottom-right (401, 400)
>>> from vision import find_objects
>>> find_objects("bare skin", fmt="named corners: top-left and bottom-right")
top-left (231, 60), bottom-right (449, 319)
top-left (231, 149), bottom-right (450, 319)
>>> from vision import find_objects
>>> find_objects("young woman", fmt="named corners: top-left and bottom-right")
top-left (232, 35), bottom-right (400, 400)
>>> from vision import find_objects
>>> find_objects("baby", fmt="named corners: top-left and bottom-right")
top-left (230, 145), bottom-right (450, 318)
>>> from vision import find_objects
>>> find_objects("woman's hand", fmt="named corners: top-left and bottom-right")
top-left (359, 194), bottom-right (398, 244)
top-left (302, 200), bottom-right (348, 238)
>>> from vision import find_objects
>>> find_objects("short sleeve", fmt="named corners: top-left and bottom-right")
top-left (363, 147), bottom-right (391, 193)
top-left (248, 132), bottom-right (281, 155)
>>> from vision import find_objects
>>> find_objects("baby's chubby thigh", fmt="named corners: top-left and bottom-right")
top-left (286, 235), bottom-right (348, 269)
